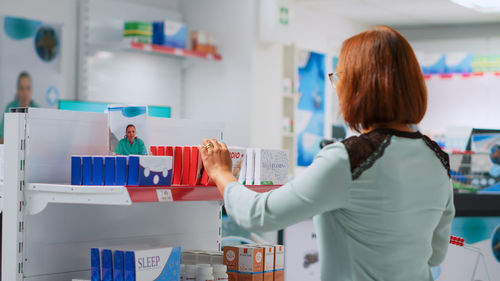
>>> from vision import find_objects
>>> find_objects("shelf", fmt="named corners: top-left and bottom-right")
top-left (27, 183), bottom-right (280, 215)
top-left (454, 193), bottom-right (500, 216)
top-left (129, 41), bottom-right (222, 61)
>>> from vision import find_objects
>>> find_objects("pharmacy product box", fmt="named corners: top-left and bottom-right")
top-left (238, 246), bottom-right (264, 281)
top-left (152, 20), bottom-right (187, 48)
top-left (71, 156), bottom-right (82, 185)
top-left (104, 156), bottom-right (116, 185)
top-left (92, 156), bottom-right (104, 185)
top-left (128, 156), bottom-right (173, 186)
top-left (123, 21), bottom-right (152, 44)
top-left (228, 147), bottom-right (246, 181)
top-left (223, 246), bottom-right (239, 281)
top-left (246, 244), bottom-right (274, 281)
top-left (245, 148), bottom-right (255, 185)
top-left (125, 245), bottom-right (181, 281)
top-left (116, 156), bottom-right (127, 185)
top-left (274, 245), bottom-right (284, 281)
top-left (82, 156), bottom-right (93, 185)
top-left (253, 149), bottom-right (288, 185)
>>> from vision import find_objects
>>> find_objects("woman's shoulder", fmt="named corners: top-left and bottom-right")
top-left (340, 131), bottom-right (393, 180)
top-left (135, 137), bottom-right (145, 144)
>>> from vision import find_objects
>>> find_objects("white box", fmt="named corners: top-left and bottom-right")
top-left (254, 149), bottom-right (288, 185)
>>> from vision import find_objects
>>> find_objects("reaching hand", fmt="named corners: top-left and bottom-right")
top-left (199, 139), bottom-right (236, 194)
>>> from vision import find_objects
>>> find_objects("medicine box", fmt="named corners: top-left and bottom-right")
top-left (92, 156), bottom-right (104, 186)
top-left (238, 246), bottom-right (264, 281)
top-left (246, 244), bottom-right (274, 281)
top-left (116, 156), bottom-right (127, 185)
top-left (223, 246), bottom-right (240, 281)
top-left (152, 20), bottom-right (187, 48)
top-left (71, 156), bottom-right (82, 185)
top-left (253, 149), bottom-right (288, 185)
top-left (104, 156), bottom-right (116, 185)
top-left (125, 245), bottom-right (181, 281)
top-left (128, 156), bottom-right (173, 186)
top-left (82, 156), bottom-right (93, 185)
top-left (274, 245), bottom-right (285, 281)
top-left (228, 147), bottom-right (246, 181)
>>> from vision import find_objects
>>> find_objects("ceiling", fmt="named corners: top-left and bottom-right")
top-left (294, 0), bottom-right (500, 26)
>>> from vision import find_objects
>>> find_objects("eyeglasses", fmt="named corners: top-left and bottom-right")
top-left (328, 72), bottom-right (339, 89)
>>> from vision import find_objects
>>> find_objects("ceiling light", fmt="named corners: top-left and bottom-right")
top-left (451, 0), bottom-right (500, 13)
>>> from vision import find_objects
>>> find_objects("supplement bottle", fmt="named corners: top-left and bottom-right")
top-left (213, 264), bottom-right (228, 281)
top-left (196, 264), bottom-right (214, 281)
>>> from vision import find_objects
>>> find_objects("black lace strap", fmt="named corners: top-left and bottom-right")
top-left (421, 135), bottom-right (451, 177)
top-left (341, 131), bottom-right (393, 180)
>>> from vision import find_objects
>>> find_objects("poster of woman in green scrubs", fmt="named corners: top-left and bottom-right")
top-left (114, 124), bottom-right (147, 155)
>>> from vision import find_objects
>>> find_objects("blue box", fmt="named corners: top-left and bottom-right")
top-left (137, 156), bottom-right (173, 186)
top-left (127, 156), bottom-right (139, 186)
top-left (152, 20), bottom-right (187, 48)
top-left (93, 156), bottom-right (104, 186)
top-left (105, 156), bottom-right (116, 186)
top-left (125, 251), bottom-right (135, 281)
top-left (71, 156), bottom-right (82, 185)
top-left (102, 249), bottom-right (113, 281)
top-left (91, 248), bottom-right (101, 281)
top-left (82, 156), bottom-right (93, 185)
top-left (116, 156), bottom-right (127, 186)
top-left (113, 250), bottom-right (125, 281)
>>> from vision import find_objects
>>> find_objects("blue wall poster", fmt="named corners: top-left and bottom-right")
top-left (0, 15), bottom-right (62, 112)
top-left (296, 51), bottom-right (325, 167)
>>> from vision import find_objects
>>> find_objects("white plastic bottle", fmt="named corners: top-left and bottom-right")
top-left (184, 264), bottom-right (198, 281)
top-left (213, 264), bottom-right (228, 281)
top-left (196, 264), bottom-right (214, 281)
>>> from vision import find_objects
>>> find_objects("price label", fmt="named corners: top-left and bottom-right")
top-left (156, 189), bottom-right (173, 202)
top-left (174, 49), bottom-right (183, 56)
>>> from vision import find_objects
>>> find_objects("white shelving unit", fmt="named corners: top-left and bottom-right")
top-left (281, 45), bottom-right (299, 176)
top-left (1, 108), bottom-right (228, 281)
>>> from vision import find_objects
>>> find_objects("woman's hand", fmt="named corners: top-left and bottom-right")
top-left (199, 139), bottom-right (237, 195)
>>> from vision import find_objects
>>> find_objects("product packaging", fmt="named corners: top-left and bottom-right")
top-left (128, 156), bottom-right (173, 186)
top-left (228, 147), bottom-right (246, 181)
top-left (223, 246), bottom-right (239, 281)
top-left (166, 146), bottom-right (173, 156)
top-left (104, 156), bottom-right (116, 186)
top-left (82, 156), bottom-right (93, 185)
top-left (124, 245), bottom-right (181, 281)
top-left (92, 156), bottom-right (104, 186)
top-left (273, 245), bottom-right (285, 281)
top-left (91, 248), bottom-right (101, 281)
top-left (153, 20), bottom-right (187, 48)
top-left (114, 250), bottom-right (125, 281)
top-left (181, 147), bottom-right (191, 185)
top-left (71, 156), bottom-right (82, 185)
top-left (102, 249), bottom-right (113, 281)
top-left (253, 149), bottom-right (288, 185)
top-left (173, 146), bottom-right (183, 185)
top-left (158, 146), bottom-right (166, 156)
top-left (150, 146), bottom-right (158, 156)
top-left (245, 148), bottom-right (255, 185)
top-left (123, 21), bottom-right (152, 44)
top-left (246, 244), bottom-right (274, 281)
top-left (189, 146), bottom-right (202, 185)
top-left (238, 246), bottom-right (264, 281)
top-left (116, 156), bottom-right (127, 185)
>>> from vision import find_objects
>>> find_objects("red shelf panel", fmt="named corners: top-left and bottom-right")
top-left (129, 42), bottom-right (222, 61)
top-left (127, 185), bottom-right (280, 202)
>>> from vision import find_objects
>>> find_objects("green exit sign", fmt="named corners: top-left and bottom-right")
top-left (280, 7), bottom-right (289, 25)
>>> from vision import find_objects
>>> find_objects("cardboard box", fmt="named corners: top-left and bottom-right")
top-left (115, 156), bottom-right (127, 185)
top-left (123, 245), bottom-right (181, 281)
top-left (128, 156), bottom-right (173, 186)
top-left (82, 156), bottom-right (93, 185)
top-left (181, 147), bottom-right (191, 185)
top-left (153, 20), bottom-right (187, 49)
top-left (71, 156), bottom-right (82, 185)
top-left (253, 149), bottom-right (288, 185)
top-left (246, 244), bottom-right (274, 281)
top-left (238, 246), bottom-right (264, 281)
top-left (245, 148), bottom-right (255, 185)
top-left (224, 246), bottom-right (240, 281)
top-left (228, 147), bottom-right (246, 180)
top-left (104, 156), bottom-right (116, 186)
top-left (274, 245), bottom-right (285, 281)
top-left (172, 147), bottom-right (183, 185)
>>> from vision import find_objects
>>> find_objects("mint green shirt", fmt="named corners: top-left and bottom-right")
top-left (0, 99), bottom-right (39, 139)
top-left (224, 130), bottom-right (454, 281)
top-left (115, 137), bottom-right (147, 155)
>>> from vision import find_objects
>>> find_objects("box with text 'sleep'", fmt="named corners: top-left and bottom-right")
top-left (125, 245), bottom-right (181, 281)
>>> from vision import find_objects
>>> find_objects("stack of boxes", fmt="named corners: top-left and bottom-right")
top-left (223, 244), bottom-right (284, 281)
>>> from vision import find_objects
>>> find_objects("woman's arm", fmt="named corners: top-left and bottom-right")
top-left (200, 139), bottom-right (352, 232)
